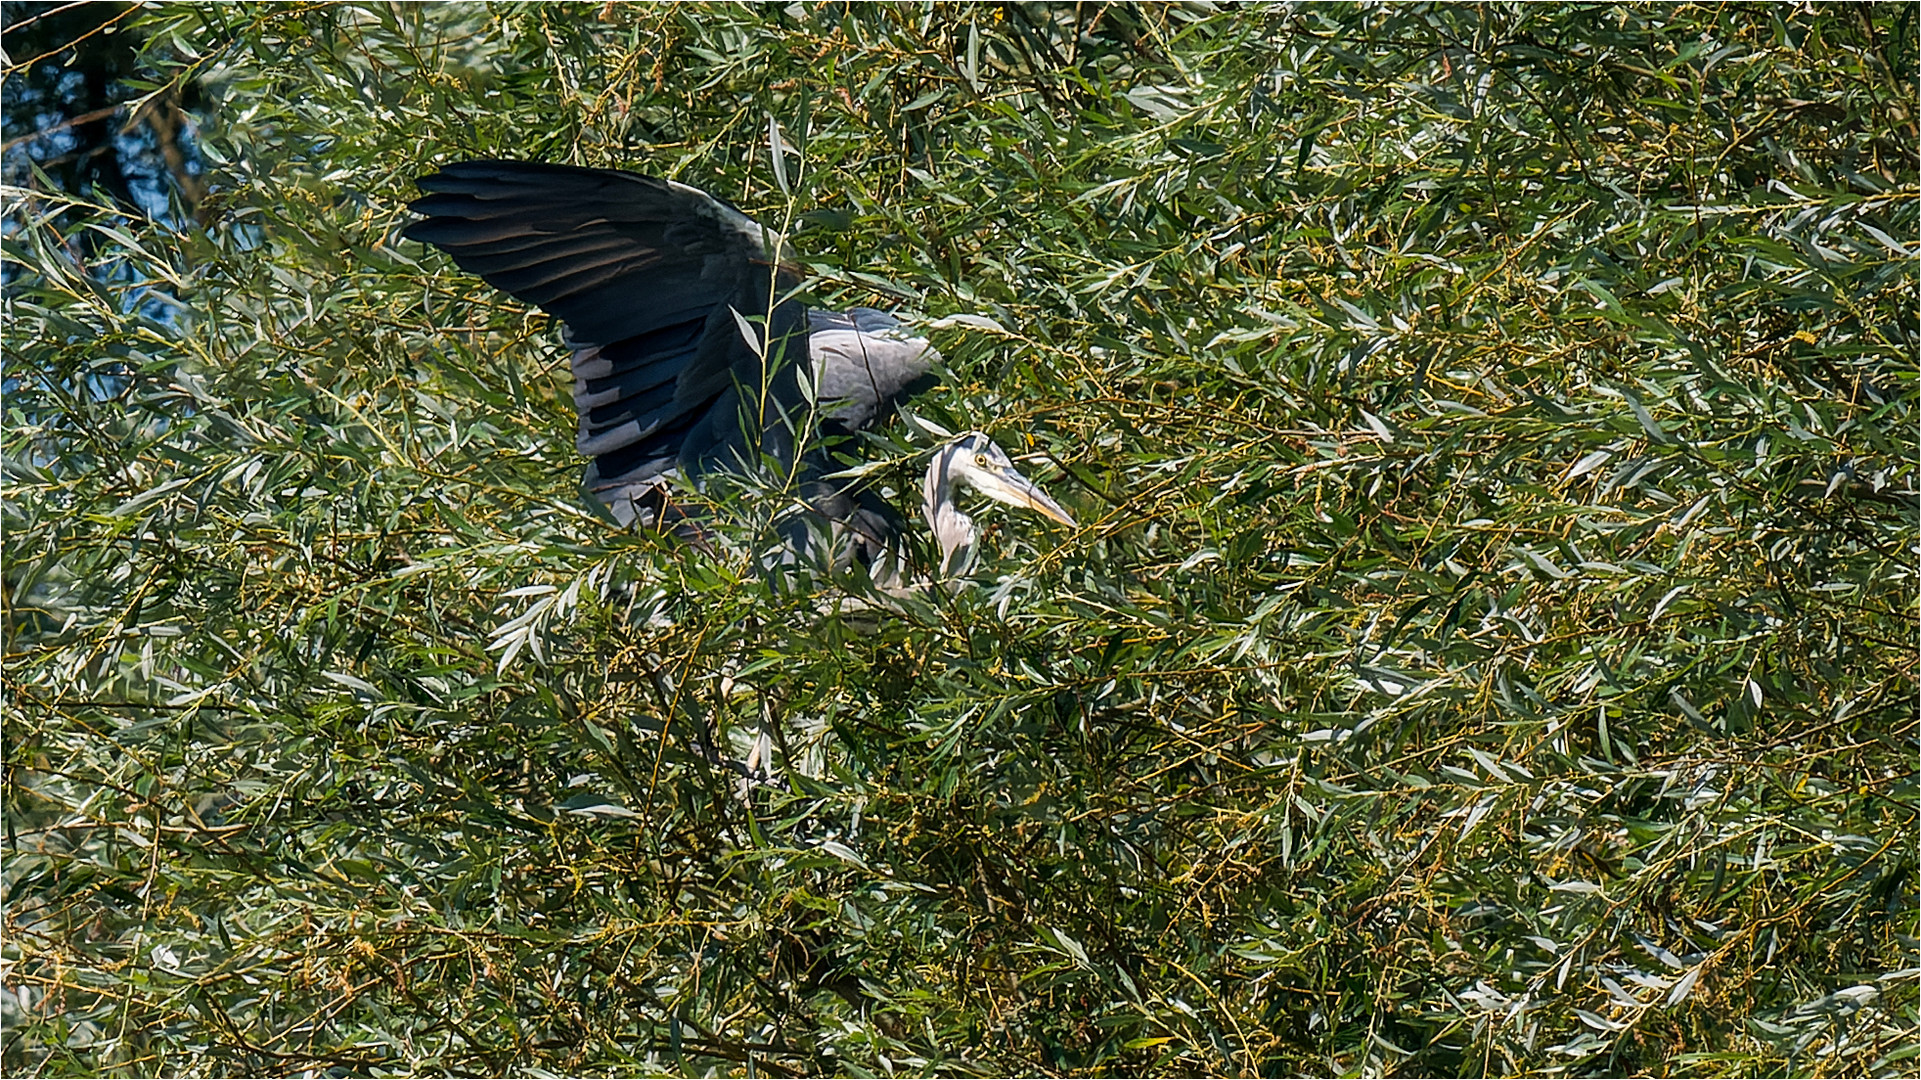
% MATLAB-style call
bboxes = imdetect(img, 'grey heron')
[403,160,1073,577]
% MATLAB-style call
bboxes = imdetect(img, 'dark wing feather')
[403,160,808,522]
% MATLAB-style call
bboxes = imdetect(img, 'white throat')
[922,449,977,578]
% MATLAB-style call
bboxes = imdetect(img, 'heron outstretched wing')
[403,160,808,514]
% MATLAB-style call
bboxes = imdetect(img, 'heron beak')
[978,467,1077,528]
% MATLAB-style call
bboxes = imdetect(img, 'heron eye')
[974,454,990,468]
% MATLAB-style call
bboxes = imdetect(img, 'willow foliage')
[5,4,1915,1076]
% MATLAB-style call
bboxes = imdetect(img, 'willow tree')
[5,4,1914,1076]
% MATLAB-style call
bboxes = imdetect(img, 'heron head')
[925,432,1076,527]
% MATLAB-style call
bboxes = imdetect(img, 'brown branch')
[1,4,144,76]
[0,103,122,154]
[136,87,206,219]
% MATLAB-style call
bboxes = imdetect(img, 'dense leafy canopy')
[5,4,1915,1076]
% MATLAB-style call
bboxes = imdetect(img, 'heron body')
[404,159,1071,576]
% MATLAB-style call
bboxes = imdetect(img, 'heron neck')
[923,451,975,578]
[931,504,976,578]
